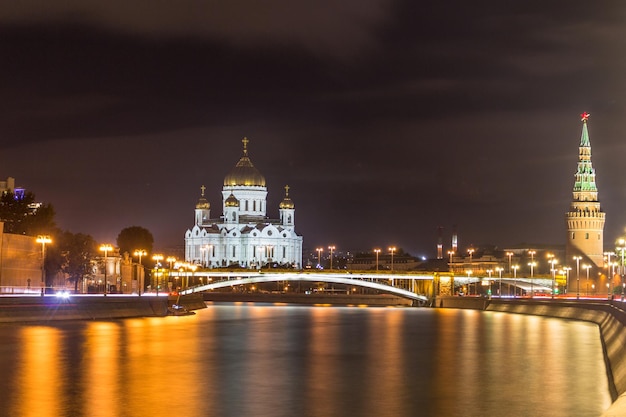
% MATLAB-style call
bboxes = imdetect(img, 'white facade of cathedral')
[185,138,303,269]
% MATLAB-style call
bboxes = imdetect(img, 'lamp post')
[583,264,591,296]
[495,267,503,297]
[99,244,113,296]
[486,269,493,298]
[466,269,472,295]
[549,257,558,299]
[573,256,582,299]
[328,246,335,270]
[512,265,519,298]
[166,256,177,292]
[152,254,163,295]
[315,247,323,269]
[389,247,396,272]
[467,248,475,269]
[36,235,52,296]
[374,249,381,271]
[528,262,536,297]
[506,252,513,274]
[133,249,147,296]
[563,267,571,296]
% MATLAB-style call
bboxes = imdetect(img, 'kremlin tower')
[565,112,605,273]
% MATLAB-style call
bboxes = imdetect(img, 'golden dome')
[223,137,266,187]
[196,185,210,209]
[225,193,240,207]
[279,185,295,209]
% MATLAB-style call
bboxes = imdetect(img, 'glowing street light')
[36,235,52,296]
[512,265,519,298]
[563,267,572,295]
[548,255,558,298]
[616,239,626,300]
[133,249,147,295]
[466,269,473,295]
[528,262,536,297]
[374,249,381,271]
[316,247,323,269]
[447,250,455,271]
[573,256,582,299]
[495,267,503,297]
[506,252,514,274]
[152,254,164,295]
[467,248,475,268]
[328,246,335,270]
[99,244,114,296]
[389,247,396,272]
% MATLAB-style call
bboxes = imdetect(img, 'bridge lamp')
[133,249,147,296]
[152,254,164,295]
[389,247,396,272]
[36,235,52,296]
[328,246,335,270]
[506,252,514,274]
[495,267,503,297]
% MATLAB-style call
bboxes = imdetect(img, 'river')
[0,303,612,417]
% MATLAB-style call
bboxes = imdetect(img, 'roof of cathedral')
[279,185,295,209]
[225,192,240,207]
[223,137,266,187]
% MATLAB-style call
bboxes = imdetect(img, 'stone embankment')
[0,293,206,323]
[436,296,626,417]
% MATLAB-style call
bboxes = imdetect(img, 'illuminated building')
[565,112,605,272]
[185,138,303,269]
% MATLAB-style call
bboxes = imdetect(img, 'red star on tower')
[581,112,590,122]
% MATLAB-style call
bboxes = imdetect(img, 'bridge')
[178,271,432,303]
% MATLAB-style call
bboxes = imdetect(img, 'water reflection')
[0,305,613,417]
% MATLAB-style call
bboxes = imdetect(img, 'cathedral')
[185,138,303,269]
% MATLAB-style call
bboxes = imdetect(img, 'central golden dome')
[223,137,266,187]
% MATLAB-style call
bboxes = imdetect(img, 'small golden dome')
[223,137,266,187]
[279,185,295,209]
[225,193,240,207]
[196,197,210,210]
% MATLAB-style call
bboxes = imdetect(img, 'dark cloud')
[1,0,625,256]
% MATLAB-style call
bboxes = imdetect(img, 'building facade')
[185,138,303,269]
[565,112,605,272]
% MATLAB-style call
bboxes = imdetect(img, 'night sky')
[1,1,626,257]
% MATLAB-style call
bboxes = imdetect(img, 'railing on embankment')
[435,296,626,416]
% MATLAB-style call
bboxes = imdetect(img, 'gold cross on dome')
[284,185,290,196]
[242,137,249,149]
[200,185,206,197]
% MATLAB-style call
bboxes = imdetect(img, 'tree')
[0,190,57,236]
[47,231,98,292]
[116,226,154,261]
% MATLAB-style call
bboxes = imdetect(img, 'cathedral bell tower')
[565,112,605,269]
[195,185,210,226]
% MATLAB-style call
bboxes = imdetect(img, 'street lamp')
[512,265,519,298]
[563,267,571,296]
[36,235,52,296]
[466,269,473,295]
[374,249,381,271]
[528,262,536,297]
[506,252,513,274]
[152,254,164,295]
[133,249,147,296]
[99,244,113,296]
[316,247,323,269]
[467,248,475,268]
[328,246,335,270]
[389,247,396,272]
[495,267,503,297]
[166,256,177,292]
[583,264,591,296]
[548,256,558,298]
[573,256,582,299]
